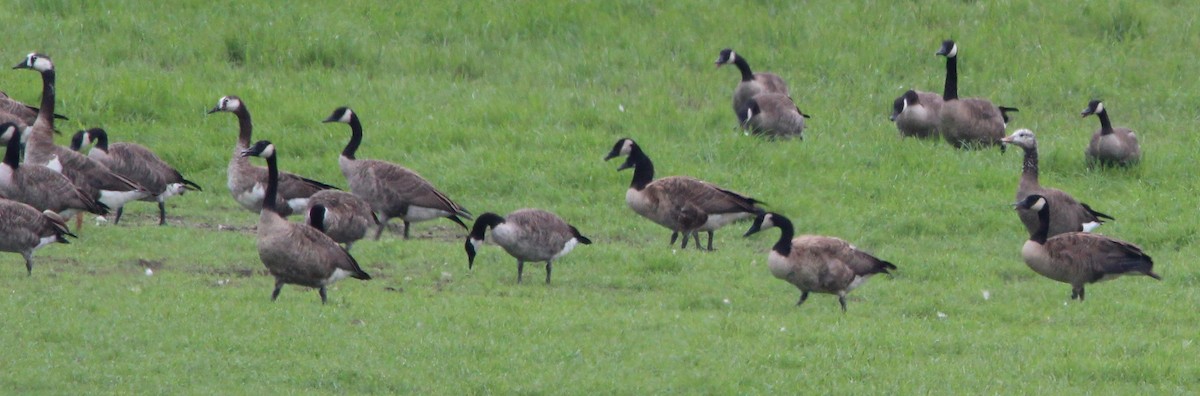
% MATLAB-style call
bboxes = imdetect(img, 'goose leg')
[402,221,412,239]
[319,286,328,304]
[114,207,124,225]
[796,291,810,307]
[74,212,84,233]
[271,279,284,301]
[1071,285,1085,301]
[669,232,679,246]
[158,201,167,225]
[23,252,34,276]
[838,294,848,313]
[680,232,689,249]
[374,220,387,240]
[517,260,525,284]
[705,231,715,251]
[692,232,703,250]
[545,261,552,284]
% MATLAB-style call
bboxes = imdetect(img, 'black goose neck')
[469,213,505,239]
[342,114,363,160]
[3,129,20,169]
[1031,201,1050,244]
[263,153,279,214]
[942,56,958,100]
[1097,110,1115,134]
[235,107,253,148]
[733,57,755,82]
[771,216,795,256]
[627,146,655,190]
[92,130,109,151]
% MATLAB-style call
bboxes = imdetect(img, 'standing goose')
[304,190,378,251]
[241,140,370,304]
[935,40,1010,150]
[743,212,897,312]
[603,138,763,251]
[464,209,592,284]
[715,48,791,125]
[323,107,472,239]
[1014,194,1160,301]
[70,128,201,225]
[208,96,338,217]
[1081,100,1141,167]
[13,53,151,214]
[0,198,74,275]
[0,122,107,217]
[743,93,808,140]
[889,89,944,139]
[1002,129,1113,237]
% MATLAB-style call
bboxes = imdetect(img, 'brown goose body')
[0,198,74,275]
[72,129,201,225]
[1002,129,1112,238]
[1082,100,1141,167]
[716,49,790,125]
[744,93,807,140]
[890,90,944,139]
[935,41,1008,150]
[465,209,592,284]
[0,123,107,217]
[305,190,377,251]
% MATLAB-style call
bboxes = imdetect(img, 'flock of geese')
[0,39,1163,308]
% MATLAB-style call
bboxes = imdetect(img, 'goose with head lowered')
[715,48,791,126]
[241,140,371,304]
[1001,129,1113,238]
[0,122,107,217]
[0,198,74,275]
[935,40,1013,150]
[743,93,808,140]
[604,138,763,251]
[1081,100,1141,167]
[304,190,378,252]
[70,128,201,225]
[889,89,943,139]
[323,107,472,240]
[465,209,592,284]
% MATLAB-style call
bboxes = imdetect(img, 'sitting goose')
[890,89,943,139]
[716,48,790,126]
[1081,100,1141,167]
[1002,129,1113,237]
[744,93,808,140]
[464,209,592,284]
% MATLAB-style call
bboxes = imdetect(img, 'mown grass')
[1,0,1198,393]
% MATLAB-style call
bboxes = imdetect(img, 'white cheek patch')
[1094,102,1105,114]
[261,144,275,158]
[620,139,633,155]
[32,56,54,71]
[339,109,354,123]
[729,52,738,62]
[947,44,958,57]
[1030,198,1046,211]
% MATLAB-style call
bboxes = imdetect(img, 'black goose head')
[936,40,957,58]
[743,212,780,237]
[1014,194,1047,212]
[324,106,355,123]
[1081,100,1104,117]
[603,138,638,171]
[240,139,275,159]
[714,48,736,67]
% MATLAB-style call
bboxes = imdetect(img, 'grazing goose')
[304,190,378,251]
[935,40,1010,150]
[0,122,107,217]
[715,48,790,125]
[0,198,74,275]
[70,128,201,225]
[743,93,808,140]
[1014,194,1160,301]
[465,209,592,284]
[323,107,472,239]
[743,212,897,312]
[1081,100,1141,167]
[890,89,944,139]
[13,53,150,218]
[1002,129,1113,237]
[603,138,763,251]
[208,96,337,216]
[242,140,371,304]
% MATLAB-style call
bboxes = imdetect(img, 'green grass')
[2,0,1199,393]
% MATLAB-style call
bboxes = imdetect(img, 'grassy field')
[2,0,1198,393]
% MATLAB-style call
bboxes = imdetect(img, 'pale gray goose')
[70,128,201,225]
[744,212,897,312]
[1081,100,1141,167]
[241,140,370,304]
[603,138,764,251]
[0,198,74,275]
[715,48,790,125]
[743,93,808,140]
[465,209,592,284]
[323,107,472,240]
[304,190,378,251]
[889,89,943,139]
[0,122,107,217]
[208,96,337,217]
[935,40,1010,150]
[1014,194,1159,301]
[1002,129,1113,238]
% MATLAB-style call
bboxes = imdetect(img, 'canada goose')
[1001,129,1113,237]
[715,48,790,125]
[743,93,808,140]
[889,89,944,139]
[13,53,151,214]
[743,212,897,312]
[0,198,74,275]
[1014,194,1160,301]
[304,190,378,251]
[935,40,1010,150]
[1081,100,1141,167]
[208,96,338,217]
[465,209,592,284]
[603,138,763,251]
[70,128,201,225]
[0,122,107,217]
[323,107,472,239]
[241,140,371,304]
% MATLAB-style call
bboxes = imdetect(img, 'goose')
[715,48,790,125]
[70,128,201,225]
[303,190,378,251]
[241,140,371,304]
[1081,100,1141,167]
[13,53,151,215]
[0,122,107,217]
[889,89,943,139]
[465,209,592,284]
[603,138,763,251]
[208,96,338,217]
[1014,194,1160,301]
[323,107,472,239]
[743,93,808,140]
[1001,129,1113,237]
[935,40,1010,150]
[743,212,897,312]
[0,90,67,127]
[0,198,74,275]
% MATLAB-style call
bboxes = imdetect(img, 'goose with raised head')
[0,122,107,217]
[0,198,74,275]
[604,138,763,251]
[744,212,897,312]
[1081,100,1141,167]
[241,140,370,304]
[208,96,338,217]
[889,89,943,139]
[70,128,201,225]
[935,40,1010,150]
[323,107,472,240]
[716,48,791,125]
[743,93,808,140]
[1002,129,1113,238]
[304,190,378,251]
[1014,194,1159,301]
[465,209,592,284]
